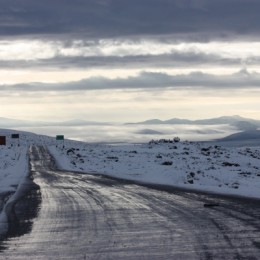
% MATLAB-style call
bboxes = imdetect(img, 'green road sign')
[56,135,64,141]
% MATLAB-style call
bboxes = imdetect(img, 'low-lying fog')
[14,124,238,143]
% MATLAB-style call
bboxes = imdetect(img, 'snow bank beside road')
[0,126,55,239]
[0,145,29,237]
[0,146,28,194]
[49,140,260,199]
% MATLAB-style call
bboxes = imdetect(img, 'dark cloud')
[2,69,260,93]
[0,0,260,40]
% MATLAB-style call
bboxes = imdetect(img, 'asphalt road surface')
[1,145,260,259]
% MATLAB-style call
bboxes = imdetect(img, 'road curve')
[1,145,260,259]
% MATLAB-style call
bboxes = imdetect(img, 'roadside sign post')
[0,136,5,157]
[0,136,6,146]
[11,134,20,146]
[56,135,65,148]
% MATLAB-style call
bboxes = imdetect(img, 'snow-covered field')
[0,144,28,237]
[0,146,28,194]
[1,128,260,236]
[49,139,260,199]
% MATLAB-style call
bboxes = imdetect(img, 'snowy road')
[1,146,260,259]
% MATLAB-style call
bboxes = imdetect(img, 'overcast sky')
[1,0,260,122]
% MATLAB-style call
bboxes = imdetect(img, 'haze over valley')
[1,115,260,143]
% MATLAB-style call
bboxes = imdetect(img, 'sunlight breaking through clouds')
[2,39,260,61]
[0,0,260,123]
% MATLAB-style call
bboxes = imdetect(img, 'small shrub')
[107,156,119,160]
[189,172,195,178]
[161,161,173,166]
[174,137,180,143]
[67,148,75,155]
[222,162,240,167]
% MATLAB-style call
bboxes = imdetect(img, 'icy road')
[1,146,260,259]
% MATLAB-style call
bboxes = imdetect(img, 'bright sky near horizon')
[1,0,260,122]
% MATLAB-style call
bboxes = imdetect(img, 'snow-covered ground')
[49,139,260,199]
[1,128,260,236]
[0,144,28,236]
[0,145,28,194]
[0,129,59,237]
[0,129,56,194]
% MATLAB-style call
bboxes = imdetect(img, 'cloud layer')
[1,0,260,40]
[1,69,260,94]
[1,0,260,122]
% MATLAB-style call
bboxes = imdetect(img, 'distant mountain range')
[127,115,260,131]
[0,115,260,132]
